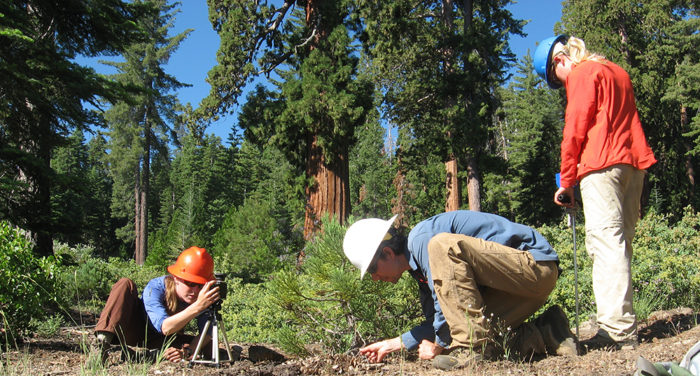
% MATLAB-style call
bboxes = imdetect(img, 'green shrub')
[212,199,302,283]
[0,221,62,345]
[220,278,291,344]
[540,206,700,320]
[30,314,64,337]
[54,243,162,313]
[633,207,700,310]
[232,215,420,355]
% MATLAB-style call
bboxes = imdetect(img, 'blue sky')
[85,0,563,140]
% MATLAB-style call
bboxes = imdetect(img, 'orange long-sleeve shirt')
[560,60,656,188]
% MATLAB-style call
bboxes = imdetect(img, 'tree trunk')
[392,155,407,227]
[134,163,143,264]
[33,118,53,256]
[303,134,350,240]
[466,154,481,212]
[682,106,695,196]
[445,159,460,211]
[460,0,481,212]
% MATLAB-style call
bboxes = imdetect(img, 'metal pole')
[568,207,580,340]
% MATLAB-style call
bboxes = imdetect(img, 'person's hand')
[359,337,402,363]
[163,345,190,362]
[554,186,575,208]
[195,280,220,312]
[417,339,443,360]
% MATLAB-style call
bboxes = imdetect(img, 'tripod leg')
[190,319,212,366]
[218,317,234,361]
[211,320,220,366]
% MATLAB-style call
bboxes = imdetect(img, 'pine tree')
[486,53,563,225]
[349,114,397,219]
[148,132,238,267]
[203,0,373,240]
[0,0,146,255]
[51,130,119,251]
[359,0,525,213]
[105,0,190,263]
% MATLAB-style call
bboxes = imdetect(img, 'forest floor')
[2,307,699,376]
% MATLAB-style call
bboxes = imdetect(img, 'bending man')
[343,210,576,370]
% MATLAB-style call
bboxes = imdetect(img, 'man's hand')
[359,337,402,363]
[417,339,444,360]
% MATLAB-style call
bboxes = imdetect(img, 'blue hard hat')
[534,35,568,89]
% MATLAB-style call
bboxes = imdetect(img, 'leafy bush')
[229,215,420,355]
[212,199,301,282]
[54,243,162,312]
[632,207,700,310]
[0,221,62,345]
[541,207,700,320]
[220,278,291,344]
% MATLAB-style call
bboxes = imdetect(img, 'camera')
[213,272,228,300]
[211,272,227,311]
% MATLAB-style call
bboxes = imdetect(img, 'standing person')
[94,246,221,364]
[534,35,657,350]
[343,211,577,371]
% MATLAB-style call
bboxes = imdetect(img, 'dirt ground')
[3,308,699,375]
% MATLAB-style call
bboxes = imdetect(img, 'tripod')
[189,306,234,367]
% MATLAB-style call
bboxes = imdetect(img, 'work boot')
[582,331,638,351]
[95,331,114,364]
[534,305,578,356]
[432,347,483,371]
[510,322,547,357]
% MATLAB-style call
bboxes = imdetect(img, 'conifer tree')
[51,130,118,251]
[359,0,524,213]
[105,0,190,263]
[148,132,237,267]
[349,114,396,219]
[0,0,146,255]
[203,0,373,240]
[486,54,562,225]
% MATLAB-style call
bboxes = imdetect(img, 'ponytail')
[562,36,606,64]
[164,275,178,315]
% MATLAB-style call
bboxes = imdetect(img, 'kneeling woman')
[95,246,221,363]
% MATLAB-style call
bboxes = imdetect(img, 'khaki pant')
[428,233,558,348]
[580,164,645,341]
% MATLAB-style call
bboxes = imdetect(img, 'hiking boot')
[432,347,483,371]
[510,322,547,357]
[582,332,637,351]
[95,331,114,365]
[534,305,578,356]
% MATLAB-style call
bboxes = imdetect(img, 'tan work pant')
[580,164,645,341]
[428,233,558,349]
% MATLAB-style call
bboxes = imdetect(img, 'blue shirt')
[399,210,558,350]
[142,276,209,335]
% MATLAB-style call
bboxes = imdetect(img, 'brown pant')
[95,278,191,349]
[427,233,558,349]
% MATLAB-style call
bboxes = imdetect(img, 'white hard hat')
[343,214,398,278]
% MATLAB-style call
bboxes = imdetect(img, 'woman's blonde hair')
[558,36,606,64]
[164,275,178,315]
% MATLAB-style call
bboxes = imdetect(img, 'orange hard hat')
[167,246,214,284]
